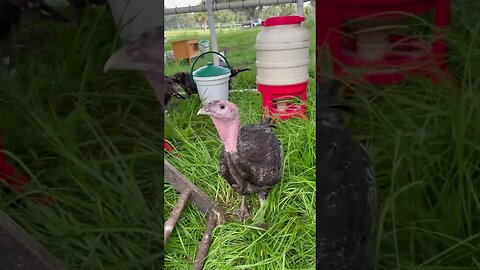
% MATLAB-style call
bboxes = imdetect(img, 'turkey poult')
[316,79,376,269]
[197,100,283,220]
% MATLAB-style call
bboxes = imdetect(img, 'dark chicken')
[228,67,250,90]
[170,71,198,96]
[103,26,166,109]
[229,67,250,77]
[316,79,376,270]
[0,0,70,74]
[197,100,283,220]
[164,74,185,105]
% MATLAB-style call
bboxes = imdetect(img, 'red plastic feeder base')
[316,0,451,85]
[338,34,443,85]
[257,81,308,120]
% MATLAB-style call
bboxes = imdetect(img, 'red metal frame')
[316,0,450,84]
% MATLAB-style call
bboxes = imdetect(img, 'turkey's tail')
[259,117,275,129]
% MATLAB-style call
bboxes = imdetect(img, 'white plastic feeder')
[191,51,231,105]
[255,16,310,86]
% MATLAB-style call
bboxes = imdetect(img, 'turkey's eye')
[219,104,225,109]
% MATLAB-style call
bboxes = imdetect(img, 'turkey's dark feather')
[220,118,282,196]
[316,79,376,270]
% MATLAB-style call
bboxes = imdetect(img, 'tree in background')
[215,10,236,24]
[165,13,196,29]
[194,12,209,30]
[261,4,296,18]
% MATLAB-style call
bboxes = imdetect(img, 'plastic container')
[191,51,231,105]
[255,16,310,119]
[255,16,310,85]
[199,39,210,53]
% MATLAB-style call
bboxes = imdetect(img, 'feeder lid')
[262,16,304,27]
[193,62,230,77]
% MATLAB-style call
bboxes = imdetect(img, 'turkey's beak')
[197,107,210,116]
[104,46,157,73]
[104,47,131,73]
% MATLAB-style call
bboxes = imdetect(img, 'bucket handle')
[190,51,231,86]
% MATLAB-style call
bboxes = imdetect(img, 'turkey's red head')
[196,100,239,121]
[197,100,240,153]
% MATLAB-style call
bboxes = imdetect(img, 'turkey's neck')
[211,116,240,153]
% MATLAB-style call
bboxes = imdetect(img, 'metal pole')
[311,0,316,22]
[165,0,303,15]
[206,0,220,65]
[297,0,304,16]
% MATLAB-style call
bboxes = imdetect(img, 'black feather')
[230,67,250,78]
[220,117,283,196]
[171,72,198,95]
[163,74,187,105]
[228,67,250,90]
[316,78,376,270]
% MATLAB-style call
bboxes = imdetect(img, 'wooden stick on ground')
[164,188,192,246]
[192,212,218,270]
[0,213,67,270]
[164,160,226,223]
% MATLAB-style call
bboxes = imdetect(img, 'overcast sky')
[165,0,201,8]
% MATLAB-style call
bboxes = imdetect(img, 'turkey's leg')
[258,191,268,207]
[235,195,251,221]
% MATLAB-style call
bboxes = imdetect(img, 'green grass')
[164,19,317,269]
[0,7,163,269]
[339,1,480,269]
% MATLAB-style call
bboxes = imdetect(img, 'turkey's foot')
[235,195,251,221]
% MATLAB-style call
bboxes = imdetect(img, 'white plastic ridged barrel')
[255,16,310,85]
